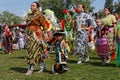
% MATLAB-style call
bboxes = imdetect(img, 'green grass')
[0,49,120,80]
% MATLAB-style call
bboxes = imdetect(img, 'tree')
[39,0,65,19]
[96,10,104,18]
[39,0,94,19]
[113,0,120,14]
[0,11,22,25]
[104,0,114,13]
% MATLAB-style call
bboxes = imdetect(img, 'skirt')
[97,37,109,56]
[27,27,44,65]
[107,28,115,52]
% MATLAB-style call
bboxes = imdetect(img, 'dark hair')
[68,10,74,15]
[33,1,40,8]
[78,4,85,9]
[82,5,85,9]
[104,7,111,13]
[113,11,119,14]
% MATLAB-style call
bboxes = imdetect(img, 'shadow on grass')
[44,70,53,74]
[88,62,116,67]
[33,69,53,74]
[9,56,25,59]
[10,67,28,73]
[67,60,77,64]
[89,56,100,60]
[10,67,53,74]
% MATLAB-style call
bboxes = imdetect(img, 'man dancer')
[74,4,96,64]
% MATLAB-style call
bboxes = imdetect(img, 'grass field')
[0,49,120,80]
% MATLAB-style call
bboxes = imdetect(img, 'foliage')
[39,0,64,19]
[104,0,114,13]
[72,0,95,13]
[0,50,120,80]
[96,0,120,18]
[0,11,22,25]
[39,0,94,19]
[96,10,104,19]
[114,0,120,14]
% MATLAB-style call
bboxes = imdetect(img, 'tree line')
[0,0,120,25]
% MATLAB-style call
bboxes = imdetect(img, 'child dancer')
[96,18,110,65]
[52,32,69,74]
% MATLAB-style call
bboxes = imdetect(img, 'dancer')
[96,18,109,65]
[62,9,74,54]
[114,12,120,66]
[74,4,96,64]
[52,32,69,74]
[25,2,47,75]
[102,7,117,60]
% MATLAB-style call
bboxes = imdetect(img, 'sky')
[0,0,38,17]
[92,0,105,12]
[0,0,115,17]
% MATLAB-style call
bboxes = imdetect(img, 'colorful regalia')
[62,9,74,54]
[2,26,12,54]
[102,14,117,59]
[116,22,120,66]
[88,27,95,51]
[96,25,109,56]
[26,10,49,73]
[74,12,96,64]
[51,32,69,74]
